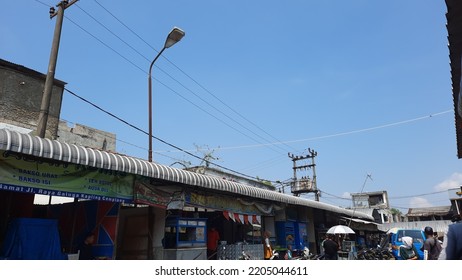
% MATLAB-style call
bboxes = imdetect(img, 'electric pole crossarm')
[50,0,78,18]
[293,164,315,170]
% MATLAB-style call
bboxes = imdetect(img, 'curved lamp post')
[148,27,185,162]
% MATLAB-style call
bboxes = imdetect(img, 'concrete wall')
[58,121,116,152]
[0,60,65,139]
[0,60,116,151]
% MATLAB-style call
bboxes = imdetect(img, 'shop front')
[162,190,276,260]
[0,150,134,259]
[0,128,377,260]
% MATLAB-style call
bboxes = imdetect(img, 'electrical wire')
[64,87,275,182]
[389,189,449,199]
[321,189,452,211]
[33,0,51,8]
[59,118,146,151]
[29,0,288,182]
[60,118,198,168]
[320,191,351,201]
[64,14,287,156]
[32,0,456,192]
[191,110,452,151]
[389,198,452,210]
[89,0,296,154]
[71,2,292,155]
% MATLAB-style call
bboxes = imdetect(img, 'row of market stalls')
[0,128,377,260]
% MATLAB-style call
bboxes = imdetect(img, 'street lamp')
[148,27,185,162]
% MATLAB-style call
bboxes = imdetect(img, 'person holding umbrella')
[322,234,339,260]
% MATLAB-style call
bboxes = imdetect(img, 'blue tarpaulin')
[1,218,66,260]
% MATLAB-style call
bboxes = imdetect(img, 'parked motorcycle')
[356,246,395,260]
[291,247,324,260]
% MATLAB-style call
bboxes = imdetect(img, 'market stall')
[163,216,207,260]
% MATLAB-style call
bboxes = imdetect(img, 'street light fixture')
[148,27,185,162]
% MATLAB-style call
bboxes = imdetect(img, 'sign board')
[0,152,134,203]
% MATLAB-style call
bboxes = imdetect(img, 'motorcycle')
[291,247,324,260]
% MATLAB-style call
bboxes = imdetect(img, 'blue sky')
[1,0,461,211]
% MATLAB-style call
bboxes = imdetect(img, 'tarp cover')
[1,218,66,260]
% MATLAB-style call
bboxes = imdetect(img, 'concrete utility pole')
[37,0,78,138]
[288,148,320,201]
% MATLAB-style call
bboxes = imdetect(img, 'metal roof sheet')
[446,0,462,158]
[0,128,373,220]
[406,206,452,217]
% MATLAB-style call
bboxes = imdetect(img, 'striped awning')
[0,128,373,220]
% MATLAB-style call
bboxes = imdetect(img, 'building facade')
[0,59,66,139]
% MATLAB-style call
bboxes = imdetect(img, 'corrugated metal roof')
[0,128,373,220]
[446,0,462,158]
[341,216,379,225]
[406,206,452,217]
[349,208,375,216]
[377,220,452,234]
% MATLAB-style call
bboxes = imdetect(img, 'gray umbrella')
[326,225,355,234]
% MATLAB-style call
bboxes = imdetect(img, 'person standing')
[78,232,95,260]
[207,227,220,260]
[423,226,442,260]
[284,244,293,260]
[322,234,339,260]
[262,230,273,260]
[444,221,462,260]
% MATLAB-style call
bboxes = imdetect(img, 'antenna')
[348,173,373,227]
[195,144,220,168]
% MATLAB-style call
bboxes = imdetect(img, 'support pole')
[37,0,77,138]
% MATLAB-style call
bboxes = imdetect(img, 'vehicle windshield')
[397,230,424,244]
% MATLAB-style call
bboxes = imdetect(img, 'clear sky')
[1,0,461,211]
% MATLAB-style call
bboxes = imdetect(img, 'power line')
[90,0,296,153]
[321,189,451,210]
[33,0,52,8]
[74,3,151,62]
[283,110,452,144]
[62,117,194,165]
[320,190,351,201]
[64,12,287,156]
[59,118,146,151]
[64,88,275,182]
[390,198,452,210]
[30,0,287,181]
[389,189,449,199]
[90,0,453,157]
[183,109,452,152]
[239,153,288,174]
[179,108,450,179]
[41,0,285,155]
[64,16,146,73]
[388,205,410,211]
